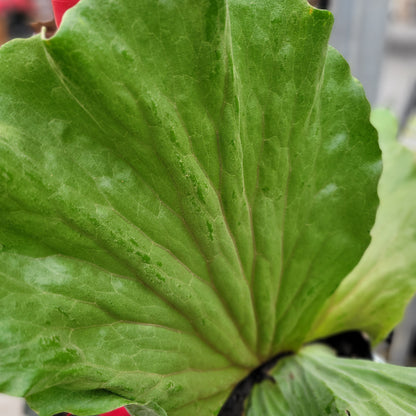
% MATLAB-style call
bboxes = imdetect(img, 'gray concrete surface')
[0,394,24,416]
[377,22,416,126]
[330,0,390,104]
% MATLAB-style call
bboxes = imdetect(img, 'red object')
[66,407,130,416]
[51,0,80,27]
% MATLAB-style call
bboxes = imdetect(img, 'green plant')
[0,1,415,415]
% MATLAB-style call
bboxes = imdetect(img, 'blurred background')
[309,0,416,137]
[0,0,53,44]
[0,0,415,414]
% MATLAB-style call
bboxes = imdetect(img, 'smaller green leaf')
[307,109,416,344]
[26,388,133,416]
[26,393,167,416]
[246,344,416,416]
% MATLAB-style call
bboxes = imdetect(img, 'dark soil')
[315,330,372,360]
[218,351,293,416]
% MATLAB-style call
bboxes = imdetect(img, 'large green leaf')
[246,344,416,416]
[308,109,416,344]
[0,0,380,414]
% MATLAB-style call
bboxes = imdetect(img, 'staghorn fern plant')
[0,1,415,415]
